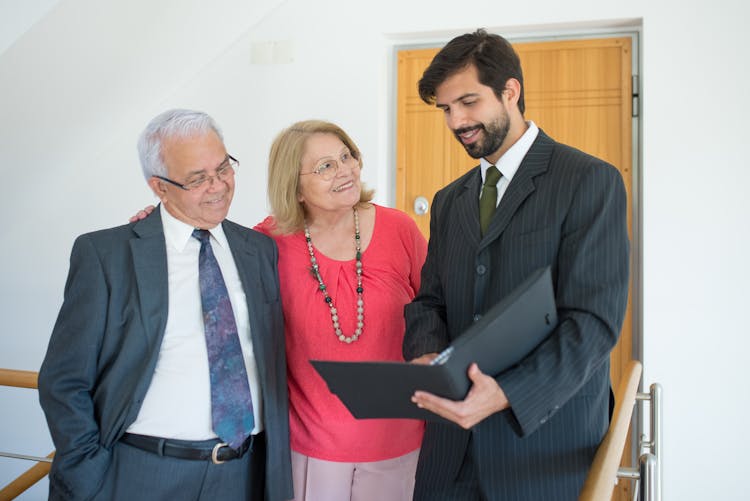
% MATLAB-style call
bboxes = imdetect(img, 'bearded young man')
[403,30,630,500]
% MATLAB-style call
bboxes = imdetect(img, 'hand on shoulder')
[129,205,156,223]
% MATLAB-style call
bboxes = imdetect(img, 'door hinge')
[632,74,640,118]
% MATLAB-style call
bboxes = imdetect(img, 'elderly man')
[39,109,292,501]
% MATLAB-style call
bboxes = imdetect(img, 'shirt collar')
[160,204,228,252]
[480,121,539,183]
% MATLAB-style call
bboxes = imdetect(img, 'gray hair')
[137,109,224,180]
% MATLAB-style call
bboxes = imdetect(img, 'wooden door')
[396,37,635,501]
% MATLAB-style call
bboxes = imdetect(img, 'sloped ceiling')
[0,0,283,170]
[0,0,62,56]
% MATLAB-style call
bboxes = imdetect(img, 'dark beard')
[454,115,510,159]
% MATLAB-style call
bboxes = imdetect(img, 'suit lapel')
[479,130,555,252]
[223,221,259,312]
[456,168,482,248]
[223,221,265,366]
[130,208,169,347]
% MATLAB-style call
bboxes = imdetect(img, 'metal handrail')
[0,452,52,463]
[0,452,55,501]
[617,382,663,501]
[0,368,55,501]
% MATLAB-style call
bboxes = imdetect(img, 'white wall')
[0,0,61,55]
[1,0,748,499]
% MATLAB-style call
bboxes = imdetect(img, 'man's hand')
[410,353,439,365]
[129,205,156,223]
[411,363,509,429]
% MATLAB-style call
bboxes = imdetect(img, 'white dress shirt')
[127,205,263,439]
[480,121,540,206]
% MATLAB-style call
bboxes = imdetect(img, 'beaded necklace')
[304,207,364,344]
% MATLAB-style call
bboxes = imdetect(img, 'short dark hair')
[418,29,525,114]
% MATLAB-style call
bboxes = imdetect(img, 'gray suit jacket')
[403,130,629,500]
[39,209,293,501]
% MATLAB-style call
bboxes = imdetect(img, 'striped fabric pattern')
[404,130,629,500]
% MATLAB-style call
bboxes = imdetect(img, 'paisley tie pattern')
[193,229,254,450]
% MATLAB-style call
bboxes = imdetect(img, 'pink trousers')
[291,448,419,501]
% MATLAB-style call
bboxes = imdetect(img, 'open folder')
[311,266,558,422]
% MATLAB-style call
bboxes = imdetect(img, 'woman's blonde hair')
[267,120,374,234]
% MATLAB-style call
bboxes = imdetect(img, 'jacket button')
[476,264,487,275]
[473,314,482,322]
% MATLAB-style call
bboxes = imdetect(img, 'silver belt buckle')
[211,442,228,464]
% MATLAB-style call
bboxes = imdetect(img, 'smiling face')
[435,64,515,165]
[297,133,362,218]
[148,130,234,229]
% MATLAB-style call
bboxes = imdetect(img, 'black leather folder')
[311,266,558,421]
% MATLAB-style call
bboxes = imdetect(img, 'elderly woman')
[254,120,425,501]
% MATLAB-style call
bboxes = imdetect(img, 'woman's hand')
[129,205,156,223]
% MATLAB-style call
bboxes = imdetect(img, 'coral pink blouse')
[255,205,426,461]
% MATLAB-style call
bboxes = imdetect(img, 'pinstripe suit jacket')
[403,130,629,500]
[39,209,293,501]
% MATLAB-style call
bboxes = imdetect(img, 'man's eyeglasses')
[153,155,239,191]
[299,150,358,182]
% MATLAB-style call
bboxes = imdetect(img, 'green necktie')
[479,165,501,235]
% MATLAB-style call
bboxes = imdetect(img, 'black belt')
[120,432,259,465]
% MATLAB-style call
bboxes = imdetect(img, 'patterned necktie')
[192,229,254,450]
[479,165,502,235]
